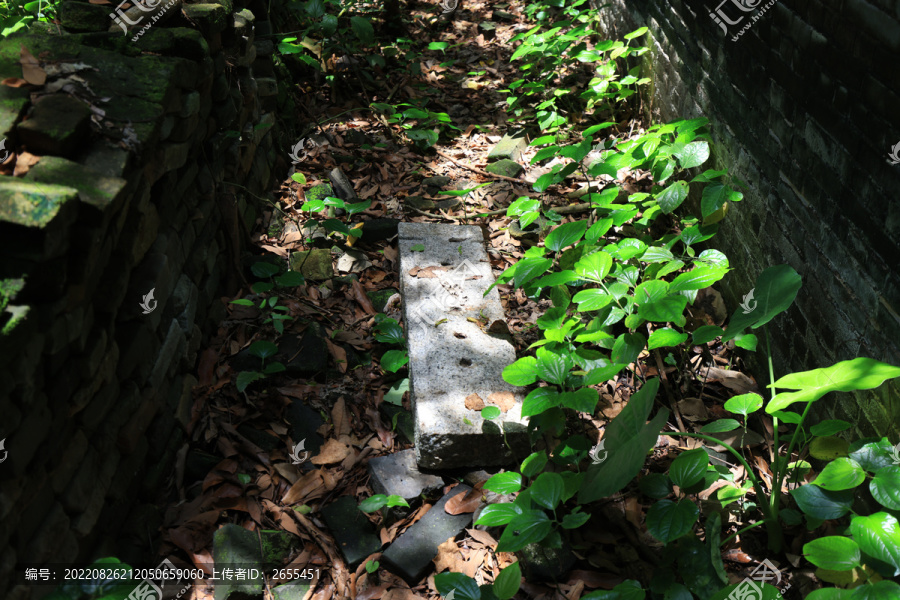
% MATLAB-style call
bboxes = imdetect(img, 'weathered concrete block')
[487,133,527,162]
[398,222,529,469]
[381,485,474,583]
[368,449,444,502]
[320,495,382,569]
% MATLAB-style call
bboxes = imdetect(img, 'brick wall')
[595,0,900,438]
[0,2,295,597]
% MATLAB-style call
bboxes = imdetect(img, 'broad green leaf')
[248,340,279,360]
[611,333,645,365]
[722,265,802,341]
[810,420,852,437]
[383,378,409,406]
[535,347,571,386]
[580,379,669,503]
[572,289,614,312]
[380,350,409,373]
[767,357,900,413]
[701,183,729,217]
[485,472,522,494]
[534,270,579,288]
[790,484,854,520]
[870,466,900,510]
[492,562,521,600]
[669,449,709,488]
[656,181,688,214]
[514,257,553,289]
[575,251,613,281]
[521,451,549,478]
[733,332,758,351]
[482,406,501,420]
[582,580,645,600]
[668,266,728,292]
[803,537,861,570]
[503,357,538,386]
[359,495,388,512]
[545,221,588,252]
[236,371,264,392]
[724,393,763,416]
[558,388,599,412]
[701,419,741,433]
[674,141,710,169]
[560,511,591,529]
[648,328,687,349]
[646,499,699,544]
[474,503,523,526]
[849,512,900,575]
[637,294,688,324]
[624,26,648,39]
[810,436,851,460]
[692,325,724,344]
[496,510,553,552]
[585,218,613,243]
[434,572,481,600]
[275,271,304,287]
[530,472,564,510]
[251,261,281,278]
[849,581,900,600]
[522,387,560,416]
[850,438,897,473]
[641,246,674,263]
[350,15,374,44]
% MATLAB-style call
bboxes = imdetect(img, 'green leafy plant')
[373,313,409,373]
[231,260,304,335]
[358,494,410,512]
[434,561,525,600]
[1,0,58,37]
[44,557,136,600]
[235,340,286,392]
[370,101,459,149]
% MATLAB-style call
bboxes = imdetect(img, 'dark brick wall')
[0,3,296,597]
[596,0,900,438]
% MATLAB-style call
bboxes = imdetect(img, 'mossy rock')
[367,289,397,312]
[290,249,333,281]
[485,159,523,178]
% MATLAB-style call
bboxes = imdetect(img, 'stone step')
[381,484,474,583]
[398,222,529,469]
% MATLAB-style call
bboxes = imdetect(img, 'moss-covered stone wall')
[0,2,293,596]
[596,0,900,441]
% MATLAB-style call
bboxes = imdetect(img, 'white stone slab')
[398,222,529,469]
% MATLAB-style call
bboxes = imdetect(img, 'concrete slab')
[369,449,445,501]
[320,495,382,569]
[398,222,529,469]
[381,484,474,583]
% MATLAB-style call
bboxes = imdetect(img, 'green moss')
[0,179,79,228]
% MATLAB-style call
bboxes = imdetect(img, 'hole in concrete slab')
[440,260,451,266]
[459,358,473,366]
[454,332,466,339]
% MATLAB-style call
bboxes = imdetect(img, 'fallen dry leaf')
[310,438,351,465]
[1,77,29,88]
[332,396,351,437]
[281,469,324,505]
[20,45,46,86]
[432,537,462,573]
[382,589,427,600]
[466,528,497,547]
[702,366,759,394]
[487,391,515,413]
[444,487,483,515]
[465,393,485,410]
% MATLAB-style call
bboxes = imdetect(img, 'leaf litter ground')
[148,2,801,599]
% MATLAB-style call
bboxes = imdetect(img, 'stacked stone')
[0,4,289,597]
